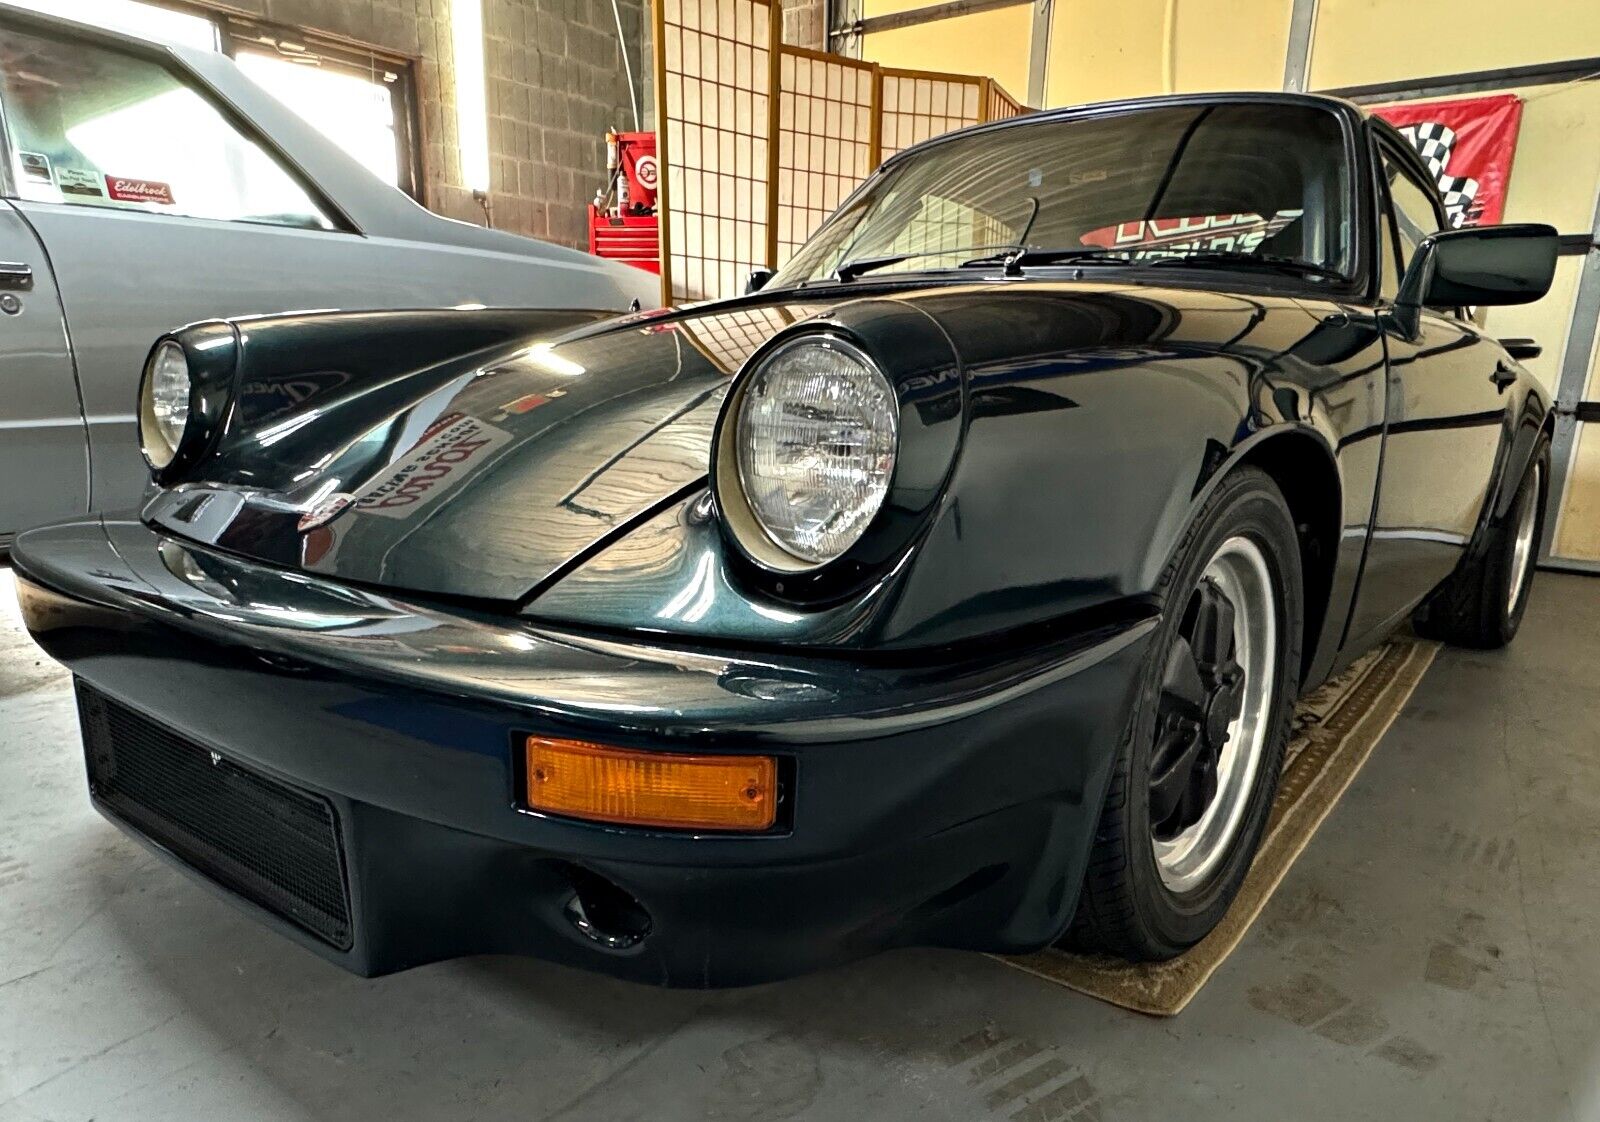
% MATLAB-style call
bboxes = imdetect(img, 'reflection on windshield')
[771,102,1353,287]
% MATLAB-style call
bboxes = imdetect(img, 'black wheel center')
[1149,577,1246,840]
[1203,662,1246,748]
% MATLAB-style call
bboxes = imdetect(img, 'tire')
[1066,466,1304,961]
[1413,443,1548,650]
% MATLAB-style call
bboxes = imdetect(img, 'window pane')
[0,0,218,50]
[1384,152,1444,269]
[1379,189,1403,300]
[0,24,334,230]
[235,51,399,189]
[773,103,1356,287]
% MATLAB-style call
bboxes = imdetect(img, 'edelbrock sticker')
[353,412,511,519]
[105,176,175,205]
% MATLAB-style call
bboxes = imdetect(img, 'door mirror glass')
[1397,223,1558,309]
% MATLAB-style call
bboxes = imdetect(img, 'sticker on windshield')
[18,152,52,185]
[353,412,511,519]
[56,168,104,199]
[105,177,174,205]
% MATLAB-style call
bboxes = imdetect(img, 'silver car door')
[0,200,87,542]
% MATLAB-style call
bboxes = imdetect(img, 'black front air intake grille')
[76,681,353,950]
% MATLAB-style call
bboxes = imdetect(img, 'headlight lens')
[733,335,898,565]
[140,340,191,470]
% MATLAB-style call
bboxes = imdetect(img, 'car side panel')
[1343,311,1511,645]
[0,202,88,541]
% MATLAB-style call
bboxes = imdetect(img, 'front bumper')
[13,517,1154,986]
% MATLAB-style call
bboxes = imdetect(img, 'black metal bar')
[848,0,1031,37]
[1323,57,1600,103]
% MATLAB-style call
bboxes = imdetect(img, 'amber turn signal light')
[525,737,777,831]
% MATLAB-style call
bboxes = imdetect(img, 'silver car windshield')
[771,102,1355,287]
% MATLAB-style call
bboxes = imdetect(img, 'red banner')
[1372,94,1524,228]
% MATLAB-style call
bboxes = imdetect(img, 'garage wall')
[859,0,1033,101]
[1309,0,1600,89]
[1043,0,1290,106]
[213,0,649,249]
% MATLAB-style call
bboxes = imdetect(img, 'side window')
[1381,146,1447,270]
[1376,177,1404,301]
[0,23,335,230]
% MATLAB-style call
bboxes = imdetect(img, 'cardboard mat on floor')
[997,635,1440,1016]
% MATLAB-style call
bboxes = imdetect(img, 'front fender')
[531,284,1361,655]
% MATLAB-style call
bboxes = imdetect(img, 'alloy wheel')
[1150,535,1278,893]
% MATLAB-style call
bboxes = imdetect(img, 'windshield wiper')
[960,247,1139,275]
[1144,252,1348,282]
[831,244,1022,282]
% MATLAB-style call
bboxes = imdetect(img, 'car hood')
[151,297,846,602]
[149,277,1288,605]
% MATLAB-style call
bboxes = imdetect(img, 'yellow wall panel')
[1310,0,1600,90]
[1042,0,1290,107]
[1554,330,1600,559]
[1045,0,1169,107]
[1170,0,1292,94]
[862,6,1034,100]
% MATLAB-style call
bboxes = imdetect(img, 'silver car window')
[0,21,335,231]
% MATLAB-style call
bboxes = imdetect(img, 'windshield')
[770,102,1355,287]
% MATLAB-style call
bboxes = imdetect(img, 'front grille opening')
[76,681,354,950]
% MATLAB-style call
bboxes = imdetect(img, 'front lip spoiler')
[13,516,1156,744]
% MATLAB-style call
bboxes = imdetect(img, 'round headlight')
[140,340,191,471]
[732,335,899,566]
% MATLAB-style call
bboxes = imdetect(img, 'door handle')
[0,262,32,290]
[1491,362,1518,393]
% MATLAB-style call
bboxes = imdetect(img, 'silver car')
[0,6,657,546]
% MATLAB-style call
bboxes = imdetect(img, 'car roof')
[882,90,1370,171]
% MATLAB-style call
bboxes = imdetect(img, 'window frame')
[55,0,428,204]
[217,17,426,206]
[1371,123,1462,317]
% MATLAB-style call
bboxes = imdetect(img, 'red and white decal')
[353,412,511,519]
[105,177,175,205]
[297,492,355,532]
[633,154,658,191]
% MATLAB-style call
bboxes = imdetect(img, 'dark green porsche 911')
[13,91,1556,985]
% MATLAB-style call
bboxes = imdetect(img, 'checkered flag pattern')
[1397,121,1479,228]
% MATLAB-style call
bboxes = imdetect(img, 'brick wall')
[223,0,825,246]
[230,0,647,249]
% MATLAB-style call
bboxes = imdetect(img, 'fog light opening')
[562,866,652,951]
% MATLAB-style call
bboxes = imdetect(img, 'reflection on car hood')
[149,298,840,602]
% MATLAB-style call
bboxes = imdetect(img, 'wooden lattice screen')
[775,47,878,265]
[654,0,782,305]
[876,67,983,161]
[652,0,1028,302]
[983,77,1028,124]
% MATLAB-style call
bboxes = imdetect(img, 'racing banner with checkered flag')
[1373,94,1524,229]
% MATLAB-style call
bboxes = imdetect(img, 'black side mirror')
[745,268,774,294]
[1397,223,1558,311]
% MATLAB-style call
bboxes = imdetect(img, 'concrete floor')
[2,569,1598,1122]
